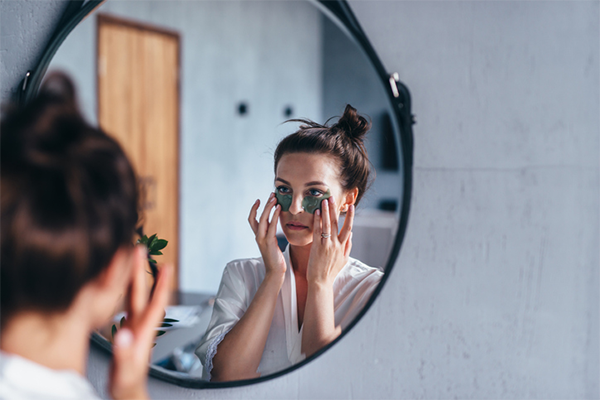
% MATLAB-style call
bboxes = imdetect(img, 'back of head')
[1,73,139,325]
[274,104,372,206]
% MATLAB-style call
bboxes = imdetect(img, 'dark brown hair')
[0,73,139,324]
[274,104,372,206]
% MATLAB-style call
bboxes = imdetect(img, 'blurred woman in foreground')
[0,73,172,400]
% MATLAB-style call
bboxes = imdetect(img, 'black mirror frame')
[21,0,414,389]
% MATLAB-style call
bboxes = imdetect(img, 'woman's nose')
[288,194,304,215]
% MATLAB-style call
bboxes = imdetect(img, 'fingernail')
[316,209,321,216]
[114,328,133,348]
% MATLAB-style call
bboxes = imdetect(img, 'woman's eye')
[276,186,290,194]
[307,189,323,197]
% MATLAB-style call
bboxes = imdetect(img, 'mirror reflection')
[49,0,402,381]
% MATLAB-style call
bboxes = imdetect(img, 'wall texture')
[0,0,69,100]
[1,0,598,398]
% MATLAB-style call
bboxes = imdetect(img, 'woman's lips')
[286,222,308,231]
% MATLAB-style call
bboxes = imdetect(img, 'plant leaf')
[111,324,117,340]
[137,235,149,245]
[161,323,173,328]
[149,250,163,256]
[153,239,168,251]
[156,330,166,337]
[148,258,157,264]
[120,316,126,328]
[163,318,179,323]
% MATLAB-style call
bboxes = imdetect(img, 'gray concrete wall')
[0,0,69,101]
[1,0,598,398]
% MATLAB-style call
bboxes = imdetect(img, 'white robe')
[0,351,100,400]
[195,246,383,380]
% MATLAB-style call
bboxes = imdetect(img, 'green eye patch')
[302,189,331,214]
[275,192,293,212]
[275,189,331,214]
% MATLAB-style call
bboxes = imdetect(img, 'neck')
[1,306,93,375]
[289,242,312,278]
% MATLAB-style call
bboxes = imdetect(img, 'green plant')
[111,233,176,344]
[136,233,168,264]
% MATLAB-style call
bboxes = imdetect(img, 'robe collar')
[281,245,305,364]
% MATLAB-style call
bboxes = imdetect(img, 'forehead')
[276,153,340,185]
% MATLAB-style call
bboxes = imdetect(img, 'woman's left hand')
[306,196,354,287]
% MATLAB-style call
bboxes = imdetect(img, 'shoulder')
[222,257,265,277]
[344,257,384,281]
[218,257,267,291]
[0,352,100,400]
[333,257,382,295]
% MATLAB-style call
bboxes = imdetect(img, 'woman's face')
[275,152,352,247]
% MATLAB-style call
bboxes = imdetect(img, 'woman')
[196,105,383,382]
[0,73,172,400]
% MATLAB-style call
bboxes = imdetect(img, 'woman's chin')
[283,230,313,247]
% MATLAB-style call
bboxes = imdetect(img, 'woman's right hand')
[212,194,285,381]
[248,192,286,278]
[110,246,173,400]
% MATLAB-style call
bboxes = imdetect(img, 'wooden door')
[98,14,180,290]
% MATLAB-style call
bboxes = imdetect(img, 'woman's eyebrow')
[305,181,327,187]
[275,178,327,187]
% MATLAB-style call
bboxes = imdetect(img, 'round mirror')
[26,0,413,388]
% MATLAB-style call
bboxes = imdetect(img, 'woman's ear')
[341,188,359,212]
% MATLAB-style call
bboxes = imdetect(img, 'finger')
[111,327,134,390]
[338,204,355,243]
[138,263,173,345]
[329,197,339,240]
[258,193,277,235]
[128,245,149,325]
[344,232,353,258]
[267,204,281,238]
[321,198,331,239]
[112,327,134,362]
[248,199,260,234]
[313,209,322,244]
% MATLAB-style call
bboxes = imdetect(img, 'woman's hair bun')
[333,104,371,142]
[38,71,78,107]
[1,72,84,172]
